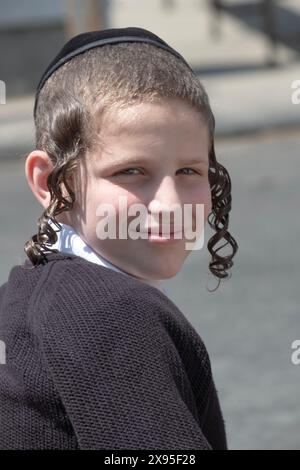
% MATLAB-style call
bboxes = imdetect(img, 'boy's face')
[57,96,212,281]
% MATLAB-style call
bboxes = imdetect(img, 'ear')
[25,150,54,209]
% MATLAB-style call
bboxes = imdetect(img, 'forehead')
[101,97,207,133]
[93,97,210,158]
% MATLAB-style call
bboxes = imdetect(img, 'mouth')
[140,228,181,236]
[129,226,184,245]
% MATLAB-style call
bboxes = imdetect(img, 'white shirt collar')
[48,221,169,296]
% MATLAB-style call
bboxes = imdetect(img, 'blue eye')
[178,168,199,175]
[118,168,142,175]
[117,167,201,176]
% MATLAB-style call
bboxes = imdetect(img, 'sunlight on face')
[59,96,212,281]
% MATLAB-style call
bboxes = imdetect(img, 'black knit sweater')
[0,251,227,450]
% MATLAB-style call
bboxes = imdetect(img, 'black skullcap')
[33,26,195,119]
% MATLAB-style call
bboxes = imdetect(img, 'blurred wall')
[0,0,110,98]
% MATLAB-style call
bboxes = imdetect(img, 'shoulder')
[28,253,169,336]
[28,253,213,386]
[41,252,167,312]
[23,251,152,307]
[48,255,213,363]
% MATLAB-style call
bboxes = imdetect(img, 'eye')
[116,167,203,176]
[117,168,143,176]
[178,168,200,175]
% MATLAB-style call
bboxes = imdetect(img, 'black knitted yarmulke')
[33,26,194,118]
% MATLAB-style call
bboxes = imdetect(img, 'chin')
[145,261,184,280]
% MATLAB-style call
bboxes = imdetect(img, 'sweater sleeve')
[37,264,212,450]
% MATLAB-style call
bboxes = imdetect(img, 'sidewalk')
[1,0,300,160]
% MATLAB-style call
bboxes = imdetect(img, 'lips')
[141,227,180,236]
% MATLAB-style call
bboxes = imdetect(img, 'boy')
[0,27,237,449]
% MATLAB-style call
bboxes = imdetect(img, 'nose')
[149,176,181,210]
[147,177,182,228]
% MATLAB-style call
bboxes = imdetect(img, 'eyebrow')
[97,155,208,170]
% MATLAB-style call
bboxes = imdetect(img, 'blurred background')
[0,0,299,450]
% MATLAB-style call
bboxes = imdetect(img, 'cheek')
[189,183,212,222]
[204,185,212,219]
[87,179,139,223]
